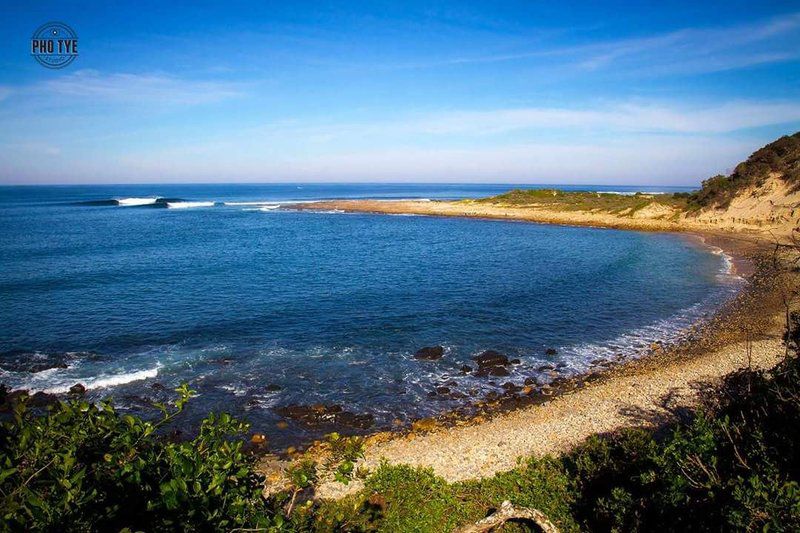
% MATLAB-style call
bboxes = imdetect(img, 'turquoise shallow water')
[0,183,737,445]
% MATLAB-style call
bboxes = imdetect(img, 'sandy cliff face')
[686,176,800,235]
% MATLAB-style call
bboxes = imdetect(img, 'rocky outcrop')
[275,404,374,429]
[414,346,445,360]
[472,350,512,377]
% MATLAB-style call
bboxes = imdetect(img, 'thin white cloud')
[409,101,800,135]
[233,100,800,141]
[36,69,246,105]
[395,12,800,75]
[89,134,760,185]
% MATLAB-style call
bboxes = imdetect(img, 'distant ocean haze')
[0,183,734,447]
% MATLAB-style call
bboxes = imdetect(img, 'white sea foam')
[166,201,215,209]
[117,197,160,206]
[0,364,163,395]
[258,205,280,211]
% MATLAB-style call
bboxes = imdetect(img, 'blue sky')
[1,1,799,185]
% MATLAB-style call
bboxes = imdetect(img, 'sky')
[0,1,799,185]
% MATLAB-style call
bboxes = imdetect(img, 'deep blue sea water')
[0,183,738,445]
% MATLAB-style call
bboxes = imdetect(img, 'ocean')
[0,183,738,446]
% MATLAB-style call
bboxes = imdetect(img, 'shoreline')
[288,198,796,241]
[276,199,792,499]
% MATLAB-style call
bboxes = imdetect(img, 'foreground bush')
[0,385,277,531]
[2,352,800,531]
[311,355,800,532]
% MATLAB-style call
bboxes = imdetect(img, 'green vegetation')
[687,131,800,209]
[0,385,278,531]
[477,188,688,215]
[480,131,800,215]
[313,339,800,532]
[4,337,800,531]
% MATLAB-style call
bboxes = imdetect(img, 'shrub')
[688,131,800,209]
[0,385,279,532]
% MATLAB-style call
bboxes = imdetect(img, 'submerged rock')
[0,350,70,373]
[545,348,558,356]
[29,391,57,407]
[274,403,373,429]
[414,346,445,360]
[473,350,510,369]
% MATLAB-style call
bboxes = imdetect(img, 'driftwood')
[454,500,559,533]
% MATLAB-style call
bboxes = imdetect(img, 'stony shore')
[280,198,795,500]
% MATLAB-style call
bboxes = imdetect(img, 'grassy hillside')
[477,188,688,214]
[480,131,800,216]
[688,131,800,209]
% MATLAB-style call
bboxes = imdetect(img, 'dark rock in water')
[524,377,538,386]
[414,346,444,360]
[274,403,373,429]
[69,383,86,395]
[556,362,567,369]
[436,386,451,395]
[275,404,342,424]
[29,391,57,407]
[460,365,473,373]
[473,350,510,369]
[502,382,521,393]
[211,358,234,365]
[265,383,282,392]
[150,382,166,391]
[538,364,555,371]
[510,358,521,365]
[545,348,558,356]
[121,394,153,407]
[489,367,510,377]
[0,349,70,373]
[30,362,68,373]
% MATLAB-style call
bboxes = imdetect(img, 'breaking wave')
[166,201,216,209]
